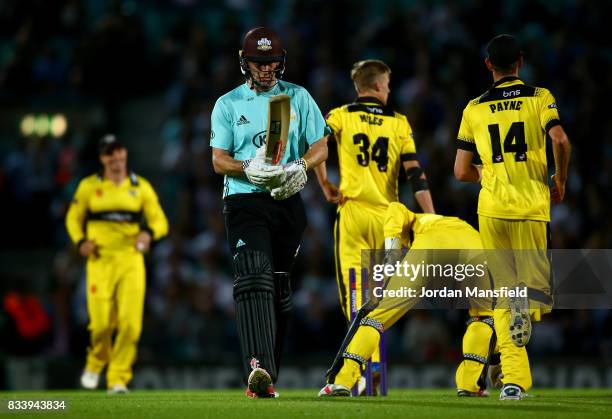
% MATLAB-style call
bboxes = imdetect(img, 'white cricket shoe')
[107,384,129,394]
[499,384,524,400]
[80,371,99,390]
[318,383,351,397]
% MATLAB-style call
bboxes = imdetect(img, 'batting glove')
[270,159,308,200]
[243,147,286,188]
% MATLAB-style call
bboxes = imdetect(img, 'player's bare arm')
[314,159,343,204]
[302,136,328,171]
[402,160,435,213]
[211,147,246,176]
[454,149,481,183]
[549,125,571,203]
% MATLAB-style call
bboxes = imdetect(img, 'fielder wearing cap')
[209,26,329,398]
[66,134,169,394]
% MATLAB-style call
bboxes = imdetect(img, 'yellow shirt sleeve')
[456,107,476,152]
[537,88,561,133]
[65,179,91,245]
[400,117,417,160]
[325,107,342,141]
[139,178,169,240]
[384,202,415,238]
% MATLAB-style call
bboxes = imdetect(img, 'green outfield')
[1,389,611,419]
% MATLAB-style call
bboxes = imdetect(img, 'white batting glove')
[270,159,308,200]
[243,147,285,188]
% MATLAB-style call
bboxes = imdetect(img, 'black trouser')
[223,192,307,271]
[224,192,306,384]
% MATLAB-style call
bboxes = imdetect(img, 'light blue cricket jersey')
[210,80,327,198]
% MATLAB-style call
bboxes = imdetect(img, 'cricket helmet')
[239,27,286,85]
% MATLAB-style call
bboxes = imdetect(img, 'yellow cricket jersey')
[65,172,169,254]
[383,202,468,247]
[456,77,561,221]
[326,97,417,209]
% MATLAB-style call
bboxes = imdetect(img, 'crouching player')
[319,202,495,397]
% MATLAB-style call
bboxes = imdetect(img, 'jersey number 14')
[488,122,527,163]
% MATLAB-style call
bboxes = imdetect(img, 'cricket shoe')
[245,386,279,398]
[499,384,524,400]
[80,370,99,390]
[107,384,129,394]
[318,383,351,397]
[247,368,275,398]
[509,293,531,347]
[457,389,489,397]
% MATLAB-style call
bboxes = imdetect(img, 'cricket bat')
[264,94,291,165]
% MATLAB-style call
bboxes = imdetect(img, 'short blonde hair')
[351,60,391,92]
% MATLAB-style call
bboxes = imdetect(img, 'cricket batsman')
[66,135,168,393]
[454,34,571,400]
[319,202,493,396]
[210,27,328,398]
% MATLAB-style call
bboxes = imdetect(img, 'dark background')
[0,0,610,389]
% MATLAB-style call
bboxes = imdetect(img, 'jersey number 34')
[353,134,389,172]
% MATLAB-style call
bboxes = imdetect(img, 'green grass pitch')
[1,389,611,419]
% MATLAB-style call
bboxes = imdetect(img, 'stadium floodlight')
[50,114,67,138]
[34,114,50,137]
[20,114,36,137]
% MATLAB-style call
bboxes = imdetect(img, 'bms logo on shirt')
[252,130,266,148]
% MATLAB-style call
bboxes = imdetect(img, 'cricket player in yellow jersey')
[315,59,434,322]
[66,135,168,394]
[320,202,490,396]
[454,34,571,400]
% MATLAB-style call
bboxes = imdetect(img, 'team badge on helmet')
[257,38,272,51]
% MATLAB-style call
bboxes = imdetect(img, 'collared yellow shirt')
[456,77,561,221]
[65,173,168,254]
[326,97,417,209]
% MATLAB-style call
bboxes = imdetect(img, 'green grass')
[0,389,611,419]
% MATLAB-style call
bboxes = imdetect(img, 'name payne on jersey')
[489,100,523,113]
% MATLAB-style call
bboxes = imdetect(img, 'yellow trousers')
[477,215,552,391]
[333,219,486,389]
[85,251,145,388]
[334,199,385,363]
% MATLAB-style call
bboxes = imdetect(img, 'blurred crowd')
[0,0,611,369]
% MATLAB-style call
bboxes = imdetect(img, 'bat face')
[265,94,291,165]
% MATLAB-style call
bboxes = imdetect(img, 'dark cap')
[99,134,125,155]
[241,27,284,62]
[486,34,522,68]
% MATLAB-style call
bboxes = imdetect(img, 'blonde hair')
[351,60,391,93]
